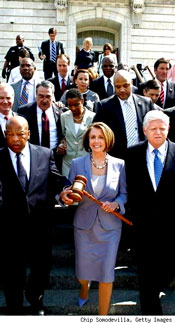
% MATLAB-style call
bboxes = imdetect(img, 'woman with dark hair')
[60,69,99,112]
[58,88,95,177]
[60,122,127,315]
[98,43,118,76]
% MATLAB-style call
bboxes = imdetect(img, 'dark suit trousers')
[44,61,57,80]
[0,214,52,314]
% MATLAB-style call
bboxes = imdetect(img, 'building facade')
[0,0,175,80]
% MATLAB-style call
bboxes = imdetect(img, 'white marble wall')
[0,0,175,82]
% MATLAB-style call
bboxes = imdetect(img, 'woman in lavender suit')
[61,122,127,315]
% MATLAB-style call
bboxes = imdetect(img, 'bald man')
[0,116,70,315]
[94,70,156,159]
[0,83,16,148]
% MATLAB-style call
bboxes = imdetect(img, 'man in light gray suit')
[11,58,39,112]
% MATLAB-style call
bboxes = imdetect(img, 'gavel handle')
[83,190,133,226]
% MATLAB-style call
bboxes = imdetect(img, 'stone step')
[0,288,175,315]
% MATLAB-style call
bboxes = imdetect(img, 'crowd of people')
[1,27,175,316]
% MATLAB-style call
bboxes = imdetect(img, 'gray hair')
[143,110,170,128]
[36,80,55,95]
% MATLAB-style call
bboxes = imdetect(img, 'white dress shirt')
[103,75,115,93]
[146,141,167,191]
[58,74,68,88]
[156,78,167,107]
[0,111,13,134]
[8,141,30,179]
[37,106,58,149]
[119,95,140,144]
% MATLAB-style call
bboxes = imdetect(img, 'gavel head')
[68,175,88,202]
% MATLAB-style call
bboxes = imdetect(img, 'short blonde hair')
[83,122,115,152]
[83,37,93,47]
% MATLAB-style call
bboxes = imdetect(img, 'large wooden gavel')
[68,175,133,226]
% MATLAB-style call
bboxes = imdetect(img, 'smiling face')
[0,85,14,116]
[75,72,89,92]
[143,119,169,148]
[5,117,30,153]
[89,127,106,153]
[154,62,170,83]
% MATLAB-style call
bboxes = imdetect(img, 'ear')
[143,89,146,96]
[143,126,146,136]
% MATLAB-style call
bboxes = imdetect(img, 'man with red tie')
[48,53,73,102]
[0,83,16,148]
[17,80,63,170]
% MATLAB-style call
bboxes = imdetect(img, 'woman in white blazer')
[61,122,127,315]
[57,88,95,177]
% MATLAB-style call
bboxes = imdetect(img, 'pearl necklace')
[90,153,108,169]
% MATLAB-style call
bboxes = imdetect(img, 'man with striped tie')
[39,27,64,80]
[11,58,38,112]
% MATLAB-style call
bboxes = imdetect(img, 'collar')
[148,141,167,155]
[118,95,134,107]
[22,77,35,86]
[0,110,13,120]
[37,106,52,115]
[103,75,114,83]
[155,78,167,87]
[58,74,69,82]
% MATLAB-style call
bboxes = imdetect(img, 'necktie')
[61,78,66,93]
[41,111,50,148]
[124,101,138,147]
[107,79,113,97]
[19,81,29,106]
[51,41,56,63]
[16,153,28,192]
[154,149,163,188]
[4,116,9,121]
[160,83,164,107]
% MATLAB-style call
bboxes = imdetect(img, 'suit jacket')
[11,79,38,112]
[125,139,175,283]
[90,76,109,100]
[0,111,16,148]
[39,40,64,73]
[138,80,175,109]
[69,153,127,230]
[93,94,155,159]
[61,108,95,177]
[48,74,73,102]
[17,101,63,147]
[0,144,70,235]
[163,106,175,142]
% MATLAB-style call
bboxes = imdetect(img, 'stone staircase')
[0,205,175,316]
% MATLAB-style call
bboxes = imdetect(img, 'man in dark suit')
[93,70,155,160]
[48,54,73,102]
[18,80,63,170]
[2,34,34,82]
[125,110,175,315]
[0,115,70,315]
[90,56,115,100]
[138,58,175,109]
[0,83,16,148]
[39,27,64,80]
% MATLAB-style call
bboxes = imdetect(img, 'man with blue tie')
[39,27,64,80]
[126,110,175,315]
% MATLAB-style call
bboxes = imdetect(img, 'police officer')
[2,35,34,81]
